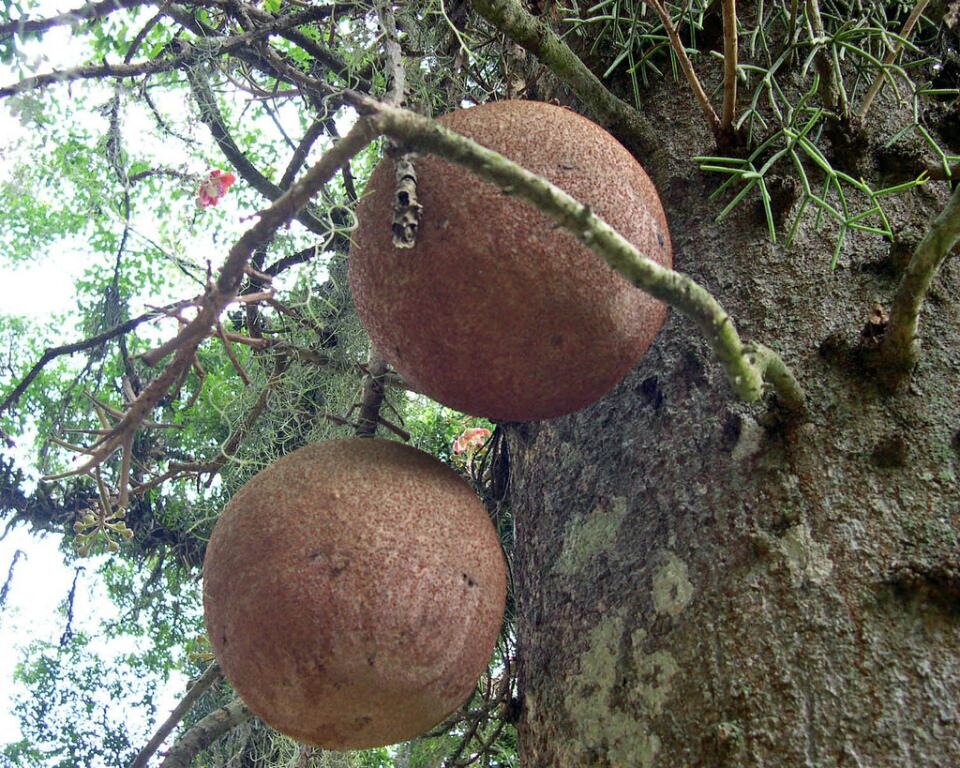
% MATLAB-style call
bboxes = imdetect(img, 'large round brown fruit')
[202,438,507,749]
[349,100,672,421]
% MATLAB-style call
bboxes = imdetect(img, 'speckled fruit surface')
[349,99,672,421]
[202,438,507,749]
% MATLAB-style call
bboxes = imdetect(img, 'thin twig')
[859,0,930,120]
[721,0,738,132]
[129,662,223,768]
[43,117,380,482]
[0,0,156,38]
[0,299,193,420]
[647,0,722,136]
[1,7,330,98]
[878,183,960,381]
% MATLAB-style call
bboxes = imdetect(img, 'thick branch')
[367,105,806,411]
[279,117,327,190]
[158,698,252,768]
[0,0,155,38]
[129,662,222,768]
[467,0,657,154]
[878,183,960,380]
[354,0,410,438]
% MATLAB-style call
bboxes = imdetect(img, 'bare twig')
[158,698,252,768]
[859,0,930,120]
[1,7,331,98]
[0,299,193,421]
[647,0,722,136]
[0,549,25,615]
[878,183,960,381]
[721,0,738,132]
[0,0,156,39]
[186,67,339,241]
[129,662,223,768]
[43,117,379,482]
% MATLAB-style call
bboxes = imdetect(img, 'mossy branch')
[158,698,252,768]
[467,0,657,153]
[129,662,222,768]
[878,183,960,381]
[367,104,806,413]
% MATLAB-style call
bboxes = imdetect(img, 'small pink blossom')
[453,427,491,454]
[197,169,237,208]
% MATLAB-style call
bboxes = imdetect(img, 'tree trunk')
[506,82,960,767]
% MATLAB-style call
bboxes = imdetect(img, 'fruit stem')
[367,105,807,414]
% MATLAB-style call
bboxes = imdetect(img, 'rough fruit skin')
[202,438,507,749]
[349,100,672,421]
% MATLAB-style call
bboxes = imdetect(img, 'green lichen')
[563,614,660,767]
[562,610,680,767]
[634,648,679,716]
[780,522,834,586]
[651,552,695,616]
[555,496,628,577]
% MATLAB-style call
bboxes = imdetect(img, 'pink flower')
[197,169,237,208]
[453,427,491,454]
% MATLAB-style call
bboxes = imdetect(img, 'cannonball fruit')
[349,99,672,421]
[202,438,507,749]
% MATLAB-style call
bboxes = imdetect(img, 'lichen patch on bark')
[651,551,694,616]
[779,523,834,586]
[562,612,665,768]
[555,496,628,577]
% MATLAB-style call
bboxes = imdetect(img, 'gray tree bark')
[505,81,960,767]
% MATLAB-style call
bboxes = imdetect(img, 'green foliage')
[564,0,959,260]
[3,631,156,768]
